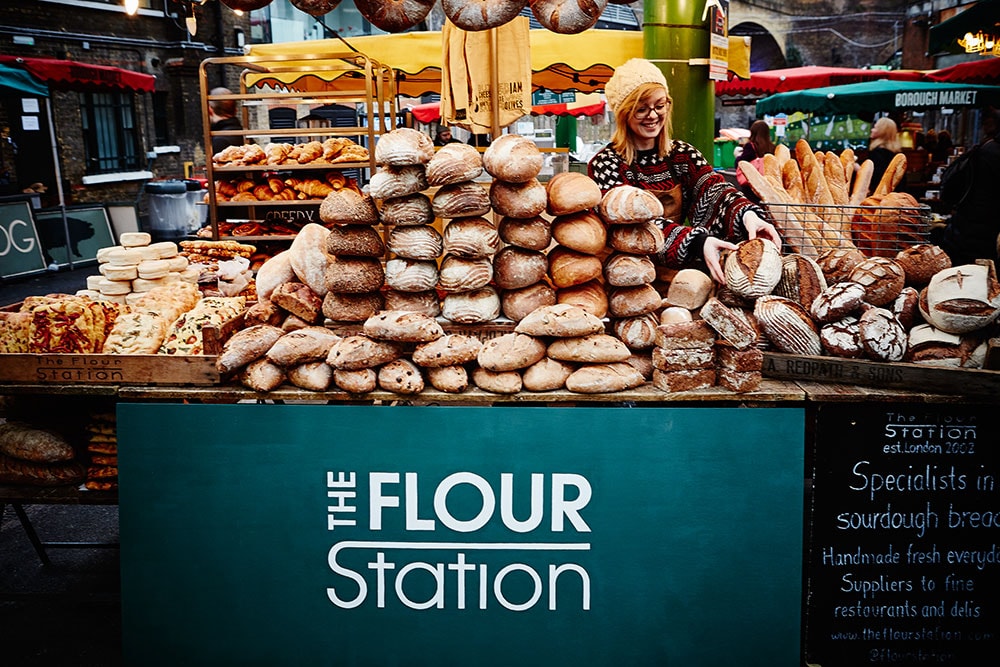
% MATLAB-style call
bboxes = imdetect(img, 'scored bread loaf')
[426,142,483,185]
[499,215,552,251]
[443,217,501,258]
[482,134,544,183]
[546,171,602,216]
[374,127,435,166]
[432,181,491,218]
[599,185,664,224]
[490,178,548,219]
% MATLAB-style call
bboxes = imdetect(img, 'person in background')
[208,87,243,156]
[735,119,776,201]
[434,126,460,146]
[467,133,491,148]
[936,108,1000,267]
[925,129,938,158]
[932,129,953,163]
[588,58,780,284]
[866,117,901,194]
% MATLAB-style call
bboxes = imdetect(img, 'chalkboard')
[0,200,46,278]
[33,205,114,268]
[806,403,999,666]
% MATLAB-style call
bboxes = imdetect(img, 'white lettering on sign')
[894,90,979,109]
[325,471,594,611]
[0,217,37,256]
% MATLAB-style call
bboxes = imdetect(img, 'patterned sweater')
[588,140,768,268]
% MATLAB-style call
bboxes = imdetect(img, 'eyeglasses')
[634,102,671,119]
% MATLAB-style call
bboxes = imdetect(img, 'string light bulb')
[185,3,198,36]
[124,0,139,15]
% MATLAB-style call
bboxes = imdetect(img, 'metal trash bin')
[145,180,196,241]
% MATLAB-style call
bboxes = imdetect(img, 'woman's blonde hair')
[611,82,673,165]
[870,117,901,152]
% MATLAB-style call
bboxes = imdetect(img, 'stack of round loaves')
[318,179,385,322]
[484,135,554,322]
[83,233,196,306]
[369,127,443,317]
[594,185,665,354]
[431,138,498,323]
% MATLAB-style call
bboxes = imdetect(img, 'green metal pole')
[644,0,715,158]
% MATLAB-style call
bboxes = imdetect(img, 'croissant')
[231,191,257,202]
[236,179,255,193]
[252,184,273,201]
[265,143,293,165]
[271,189,296,201]
[242,144,267,165]
[296,141,323,164]
[294,179,334,198]
[322,137,351,161]
[267,177,285,193]
[212,145,244,164]
[325,171,348,190]
[216,180,238,197]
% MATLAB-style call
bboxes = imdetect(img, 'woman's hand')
[743,210,782,247]
[702,236,739,283]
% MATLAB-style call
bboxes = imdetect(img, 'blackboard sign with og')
[806,403,999,666]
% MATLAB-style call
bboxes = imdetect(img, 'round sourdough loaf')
[478,332,548,371]
[820,315,864,358]
[501,282,557,322]
[443,217,501,258]
[322,290,384,323]
[922,263,1000,333]
[490,177,547,218]
[776,253,827,310]
[548,246,604,288]
[612,313,659,350]
[552,211,608,255]
[810,281,865,323]
[604,252,656,287]
[598,185,664,224]
[368,165,428,201]
[482,134,543,183]
[442,0,527,31]
[412,334,483,367]
[816,247,866,284]
[859,306,907,361]
[438,255,494,292]
[565,362,645,393]
[522,357,575,392]
[545,171,602,216]
[441,286,501,323]
[374,127,435,166]
[378,193,433,226]
[894,243,952,286]
[493,246,549,290]
[363,310,445,343]
[753,295,823,356]
[472,367,523,394]
[324,256,385,294]
[609,221,665,255]
[378,358,425,394]
[498,215,552,251]
[514,303,605,337]
[531,0,607,34]
[426,142,483,186]
[354,0,435,32]
[334,368,377,394]
[892,286,920,329]
[432,181,491,218]
[426,365,469,393]
[238,359,286,392]
[608,283,661,318]
[385,258,439,292]
[383,289,441,317]
[557,279,609,318]
[848,256,906,306]
[325,225,385,258]
[388,225,443,261]
[724,238,782,298]
[287,361,333,391]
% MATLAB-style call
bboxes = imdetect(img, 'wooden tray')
[762,351,1000,399]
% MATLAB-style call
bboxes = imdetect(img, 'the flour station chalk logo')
[325,471,593,612]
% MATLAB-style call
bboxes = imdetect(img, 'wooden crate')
[762,351,1000,399]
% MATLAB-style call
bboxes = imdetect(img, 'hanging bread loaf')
[442,0,528,31]
[354,0,435,32]
[531,0,608,34]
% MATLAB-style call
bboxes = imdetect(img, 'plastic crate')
[765,201,931,258]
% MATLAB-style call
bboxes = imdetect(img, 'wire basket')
[766,202,932,258]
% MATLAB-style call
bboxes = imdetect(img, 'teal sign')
[0,200,45,278]
[119,405,804,666]
[531,90,576,106]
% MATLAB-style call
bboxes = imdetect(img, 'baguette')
[873,153,907,197]
[774,143,791,168]
[839,148,857,184]
[824,151,850,205]
[762,153,782,186]
[849,160,875,206]
[737,161,819,258]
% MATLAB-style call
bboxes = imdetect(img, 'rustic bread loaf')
[498,215,552,250]
[922,262,1000,334]
[717,369,762,393]
[652,368,716,393]
[715,344,763,371]
[665,268,714,309]
[478,332,548,371]
[848,256,906,306]
[334,368,378,394]
[859,306,907,362]
[599,184,664,225]
[426,365,469,393]
[819,315,864,358]
[604,252,656,287]
[660,306,694,325]
[612,313,659,350]
[374,127,435,166]
[288,223,333,297]
[368,165,428,200]
[551,211,608,255]
[363,310,445,343]
[324,257,385,294]
[327,335,403,370]
[891,286,920,330]
[432,181,491,218]
[522,357,576,392]
[565,362,645,393]
[441,286,501,323]
[753,295,823,356]
[319,188,380,225]
[652,346,715,371]
[216,324,286,374]
[775,253,827,310]
[383,289,441,317]
[700,297,757,350]
[816,247,866,284]
[608,221,665,255]
[325,225,385,258]
[266,326,340,366]
[556,279,608,318]
[482,134,544,183]
[388,225,443,261]
[608,283,661,318]
[654,320,715,350]
[271,281,324,323]
[490,177,548,218]
[894,244,952,286]
[531,0,606,34]
[243,299,285,327]
[412,334,483,367]
[385,258,439,292]
[494,246,549,290]
[443,217,501,258]
[355,0,435,32]
[724,238,783,299]
[426,142,483,185]
[515,303,605,338]
[287,361,333,392]
[546,171,603,216]
[379,192,434,226]
[378,358,425,394]
[472,367,523,394]
[547,333,631,363]
[905,323,986,368]
[439,255,494,292]
[501,282,558,322]
[322,290,384,323]
[239,358,286,392]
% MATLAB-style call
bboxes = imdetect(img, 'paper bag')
[441,17,531,135]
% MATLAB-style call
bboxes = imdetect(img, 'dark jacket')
[211,116,243,156]
[867,146,897,195]
[939,138,1000,266]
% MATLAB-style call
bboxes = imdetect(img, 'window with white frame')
[79,91,143,175]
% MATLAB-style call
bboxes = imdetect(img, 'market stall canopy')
[925,57,1000,84]
[928,0,1000,54]
[407,92,606,123]
[0,56,155,93]
[715,65,924,97]
[756,79,1000,116]
[0,63,49,97]
[245,31,750,98]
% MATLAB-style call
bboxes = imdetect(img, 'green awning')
[756,79,1000,116]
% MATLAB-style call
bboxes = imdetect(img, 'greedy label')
[325,472,592,611]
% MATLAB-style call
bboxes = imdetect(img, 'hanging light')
[185,3,198,36]
[123,0,140,15]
